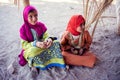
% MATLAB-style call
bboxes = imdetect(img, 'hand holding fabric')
[44,38,53,48]
[36,42,47,48]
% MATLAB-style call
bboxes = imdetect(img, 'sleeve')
[84,31,92,50]
[43,32,58,41]
[60,31,69,45]
[21,39,33,50]
[42,32,49,40]
[21,33,49,58]
[22,39,45,58]
[21,32,49,50]
[60,31,72,51]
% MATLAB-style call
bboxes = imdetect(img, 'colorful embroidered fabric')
[28,41,66,70]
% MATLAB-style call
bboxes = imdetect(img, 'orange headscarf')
[66,15,85,36]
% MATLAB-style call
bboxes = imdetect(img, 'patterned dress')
[22,30,65,70]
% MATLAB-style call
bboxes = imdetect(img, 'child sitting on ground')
[60,15,96,68]
[19,5,65,74]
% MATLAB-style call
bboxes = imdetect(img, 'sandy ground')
[0,0,120,80]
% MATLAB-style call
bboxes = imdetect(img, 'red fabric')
[66,15,85,36]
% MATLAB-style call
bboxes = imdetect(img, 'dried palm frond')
[13,0,30,7]
[13,0,19,5]
[83,0,113,38]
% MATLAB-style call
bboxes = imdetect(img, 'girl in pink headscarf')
[19,5,65,73]
[60,15,96,68]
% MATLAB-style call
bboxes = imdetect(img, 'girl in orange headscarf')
[60,15,96,68]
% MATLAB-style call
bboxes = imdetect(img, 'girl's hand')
[44,38,53,48]
[36,42,47,48]
[79,48,84,55]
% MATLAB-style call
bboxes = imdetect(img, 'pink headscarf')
[19,5,47,66]
[66,15,85,36]
[20,5,47,42]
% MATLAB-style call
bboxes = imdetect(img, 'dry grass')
[13,0,30,7]
[83,0,113,38]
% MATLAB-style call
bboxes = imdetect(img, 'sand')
[0,0,120,80]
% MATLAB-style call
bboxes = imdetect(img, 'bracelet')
[48,37,57,41]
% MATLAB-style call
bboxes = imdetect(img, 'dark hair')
[29,9,36,13]
[80,22,85,26]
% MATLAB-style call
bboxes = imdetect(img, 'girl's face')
[28,10,38,25]
[76,24,85,33]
